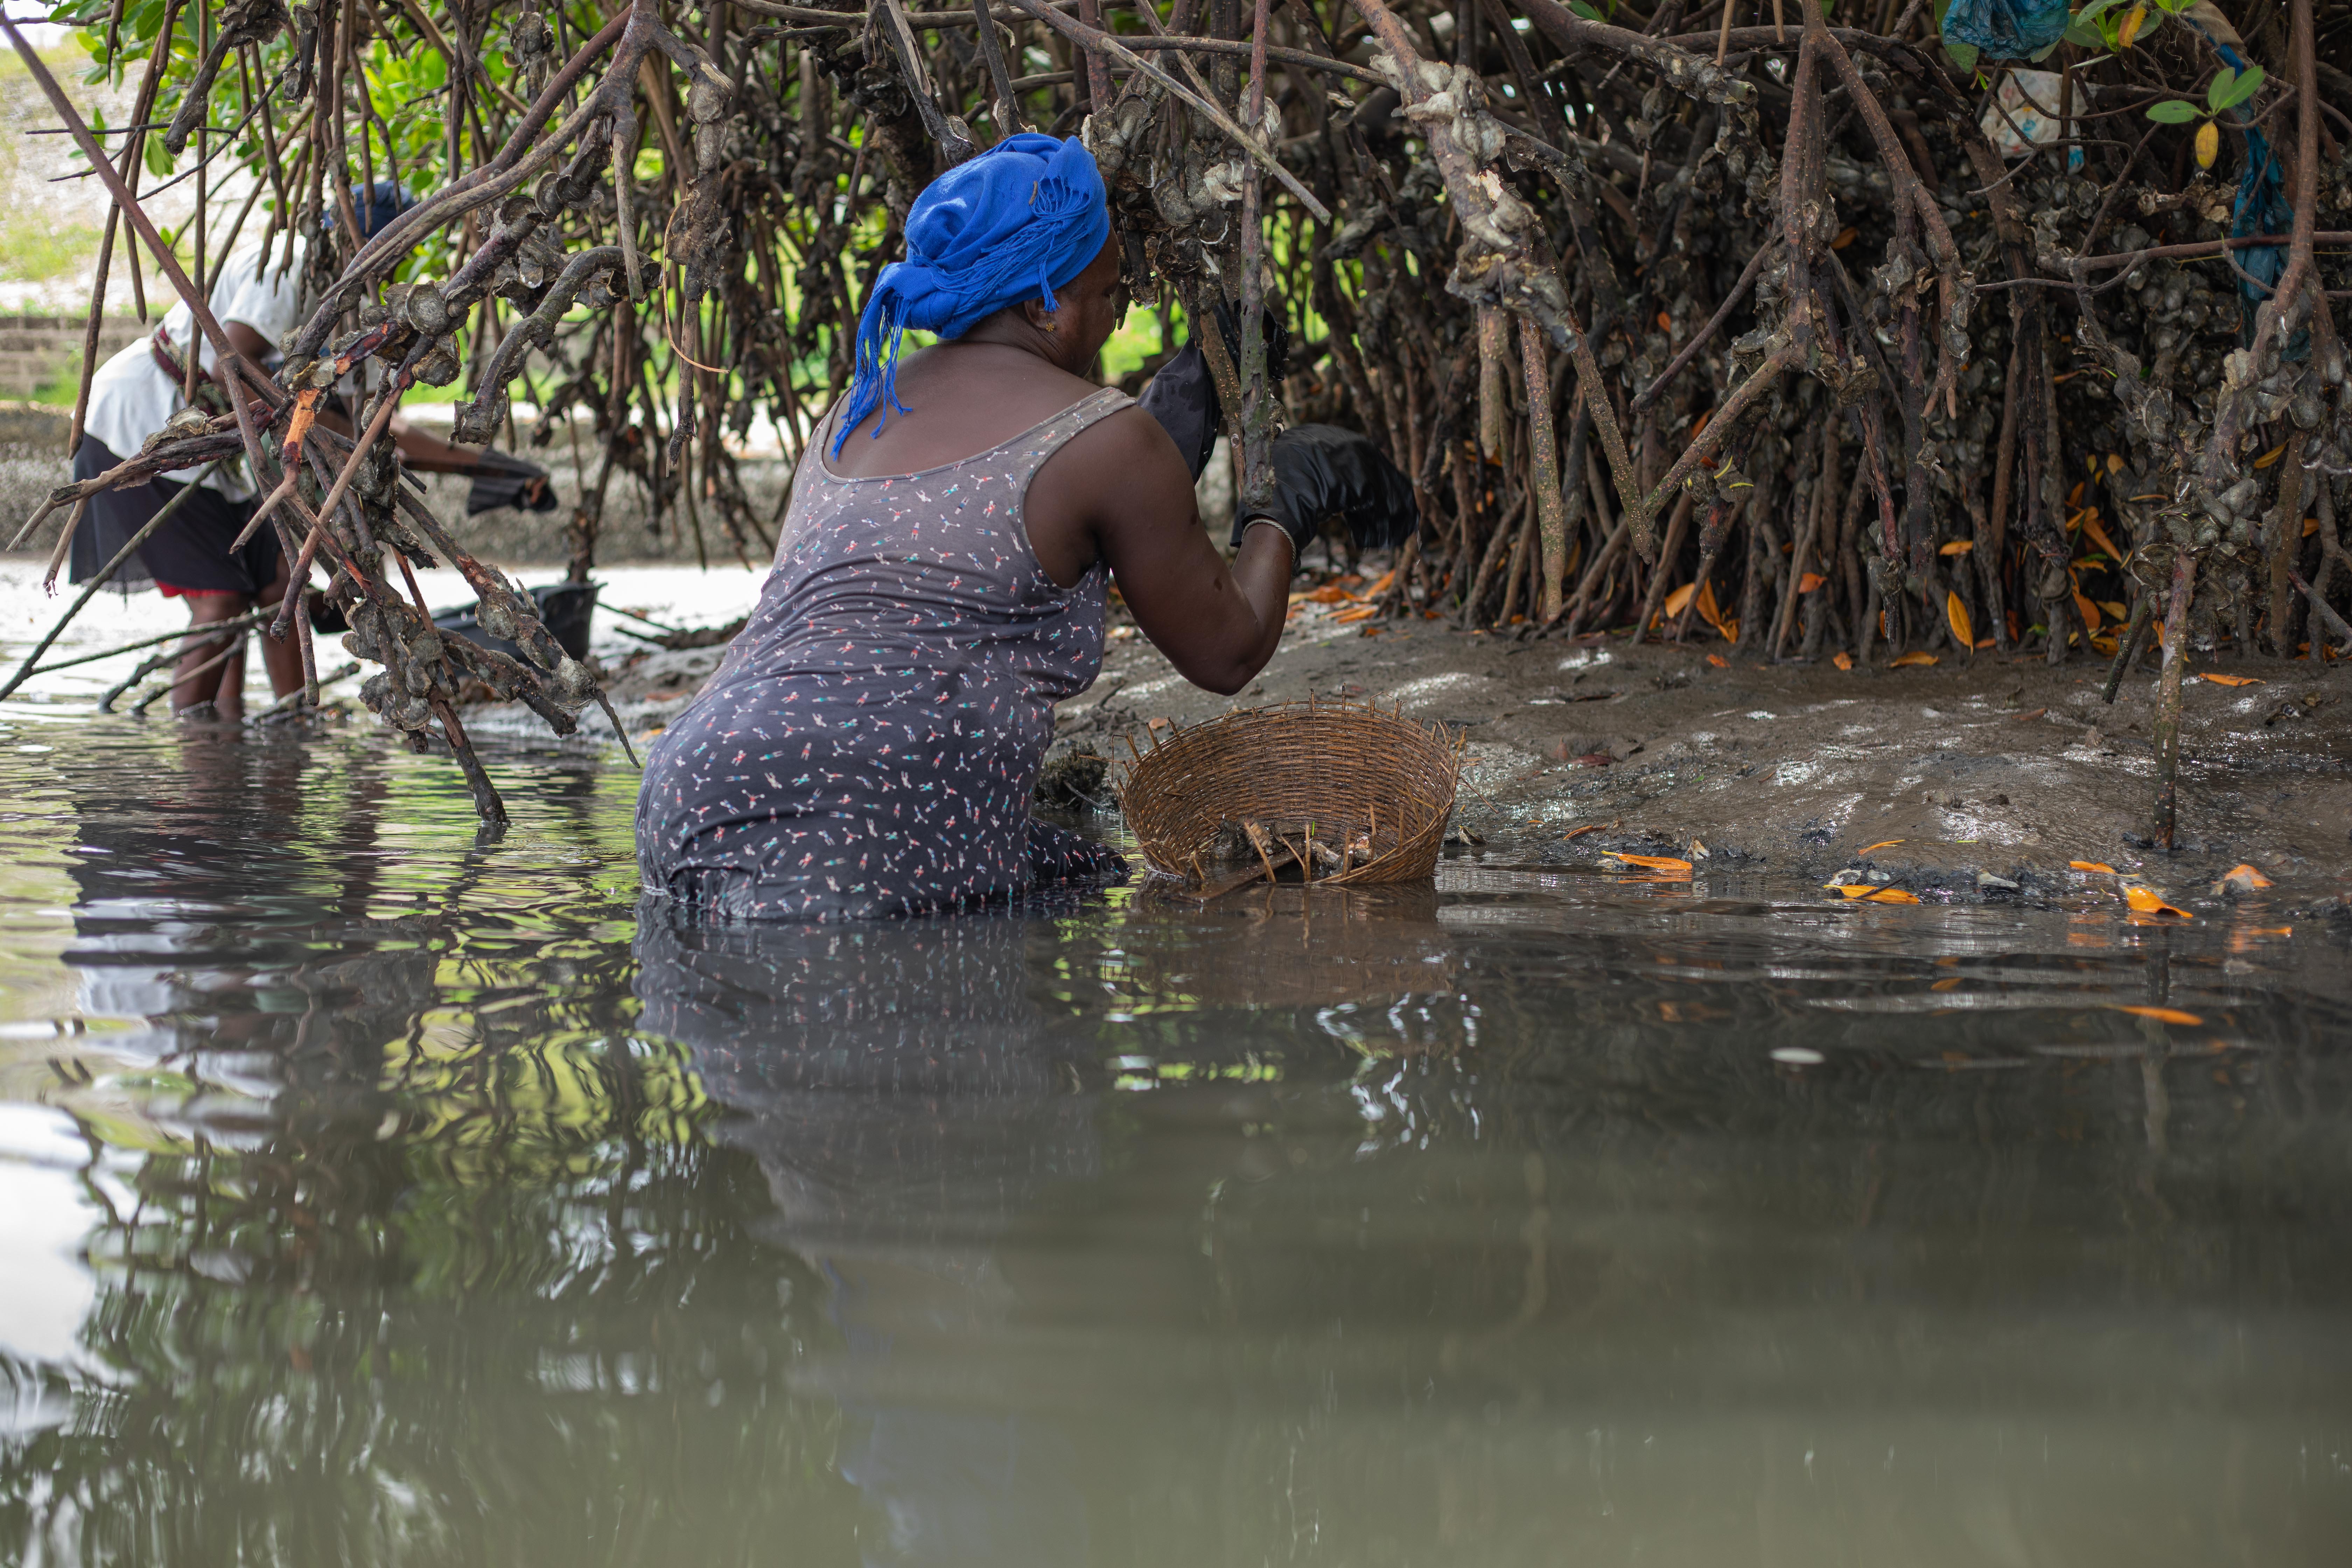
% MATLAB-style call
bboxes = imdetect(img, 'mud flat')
[1034,599,2352,918]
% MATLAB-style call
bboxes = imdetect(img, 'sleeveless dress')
[635,387,1135,920]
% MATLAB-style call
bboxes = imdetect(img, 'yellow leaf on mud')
[1706,653,1729,668]
[1799,572,1829,592]
[2116,1004,2202,1026]
[2196,672,2263,686]
[2213,863,2274,891]
[2252,444,2286,470]
[1888,650,1939,668]
[1664,582,1698,618]
[1606,853,1694,874]
[2070,860,2117,873]
[2123,884,2193,918]
[2097,600,2127,620]
[1938,540,1973,556]
[1860,840,1905,853]
[2195,119,2219,169]
[2106,452,2126,474]
[1833,651,1854,671]
[1865,888,1921,904]
[1946,591,1974,649]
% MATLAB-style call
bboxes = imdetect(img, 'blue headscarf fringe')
[834,135,1111,456]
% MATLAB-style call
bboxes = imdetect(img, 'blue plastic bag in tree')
[1941,0,2072,59]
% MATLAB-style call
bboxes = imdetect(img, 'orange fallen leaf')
[2073,589,2102,635]
[1799,571,1828,592]
[1865,888,1921,904]
[1606,853,1694,874]
[2196,673,2263,687]
[1888,650,1939,668]
[2105,452,2126,474]
[1695,579,1728,633]
[1664,582,1699,618]
[2304,516,2321,538]
[2067,481,2086,507]
[2213,863,2273,891]
[1656,310,1674,332]
[2097,600,2127,621]
[1147,716,1172,731]
[1304,583,1355,605]
[1831,226,1858,249]
[1860,840,1905,853]
[2123,884,2192,918]
[1331,604,1380,624]
[1946,591,1974,650]
[1938,539,1973,556]
[1931,977,1962,991]
[2115,1004,2203,1026]
[1975,638,1996,650]
[1833,651,1854,671]
[1830,885,1876,899]
[2252,444,2286,469]
[1706,653,1729,668]
[2070,861,2117,873]
[1363,569,1397,596]
[2080,516,2127,562]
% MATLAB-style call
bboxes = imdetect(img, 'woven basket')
[1119,698,1464,886]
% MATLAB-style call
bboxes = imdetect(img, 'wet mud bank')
[1041,601,2352,919]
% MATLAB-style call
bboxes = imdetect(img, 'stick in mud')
[2150,552,2197,853]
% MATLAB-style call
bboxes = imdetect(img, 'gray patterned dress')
[635,387,1134,919]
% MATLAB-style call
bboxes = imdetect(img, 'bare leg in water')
[172,551,301,721]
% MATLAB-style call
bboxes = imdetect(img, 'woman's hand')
[1236,425,1418,554]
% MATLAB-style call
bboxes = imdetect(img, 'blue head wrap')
[834,133,1112,457]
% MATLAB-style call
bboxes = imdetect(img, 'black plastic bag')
[465,450,559,515]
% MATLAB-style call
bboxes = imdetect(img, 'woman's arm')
[1038,407,1290,696]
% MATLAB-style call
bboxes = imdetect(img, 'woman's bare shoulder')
[828,344,1101,476]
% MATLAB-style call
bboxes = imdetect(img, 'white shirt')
[83,238,311,500]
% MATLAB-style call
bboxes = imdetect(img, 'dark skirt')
[69,436,277,595]
[655,818,1130,923]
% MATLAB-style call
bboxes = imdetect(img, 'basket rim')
[1114,695,1469,783]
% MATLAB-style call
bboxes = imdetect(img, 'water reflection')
[0,726,2345,1564]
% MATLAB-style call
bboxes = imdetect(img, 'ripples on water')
[0,720,2345,1565]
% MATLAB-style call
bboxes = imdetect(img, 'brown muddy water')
[0,708,2344,1567]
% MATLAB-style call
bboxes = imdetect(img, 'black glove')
[1136,301,1293,482]
[465,450,558,515]
[1232,424,1418,554]
[1137,341,1220,482]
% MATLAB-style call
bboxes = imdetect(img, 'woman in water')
[635,134,1412,919]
